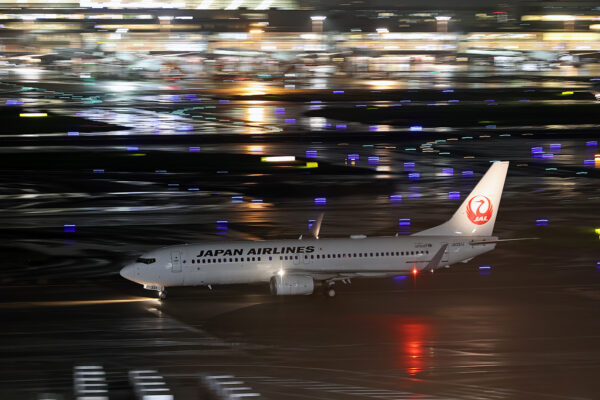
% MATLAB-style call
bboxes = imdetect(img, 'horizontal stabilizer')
[469,237,539,245]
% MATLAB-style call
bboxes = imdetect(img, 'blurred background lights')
[63,224,76,233]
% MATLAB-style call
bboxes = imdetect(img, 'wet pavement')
[0,70,599,399]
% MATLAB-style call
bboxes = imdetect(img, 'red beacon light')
[412,266,418,276]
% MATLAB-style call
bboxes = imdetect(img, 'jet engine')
[269,275,314,295]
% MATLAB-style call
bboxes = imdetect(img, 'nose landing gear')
[158,290,167,300]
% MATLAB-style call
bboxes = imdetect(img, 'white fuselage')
[120,235,496,288]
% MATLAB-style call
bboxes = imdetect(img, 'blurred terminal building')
[2,0,600,76]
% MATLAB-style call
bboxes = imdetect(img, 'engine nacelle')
[269,275,314,296]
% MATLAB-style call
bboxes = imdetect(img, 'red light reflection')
[395,321,431,376]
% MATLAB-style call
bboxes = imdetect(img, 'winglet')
[310,213,324,239]
[421,244,448,272]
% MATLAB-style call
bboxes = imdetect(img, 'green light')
[298,162,319,169]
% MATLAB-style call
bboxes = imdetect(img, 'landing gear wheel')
[158,290,167,300]
[326,287,336,298]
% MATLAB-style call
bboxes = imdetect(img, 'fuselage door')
[171,251,182,272]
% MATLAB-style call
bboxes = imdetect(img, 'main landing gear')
[323,282,336,298]
[322,278,350,298]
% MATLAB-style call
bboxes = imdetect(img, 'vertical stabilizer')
[413,161,509,237]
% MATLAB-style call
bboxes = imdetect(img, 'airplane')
[120,161,526,300]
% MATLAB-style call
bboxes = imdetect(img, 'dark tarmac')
[0,72,599,399]
[3,267,600,400]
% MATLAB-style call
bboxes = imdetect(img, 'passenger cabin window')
[136,257,156,265]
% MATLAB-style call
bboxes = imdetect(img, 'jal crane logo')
[466,195,493,225]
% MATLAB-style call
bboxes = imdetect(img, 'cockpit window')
[136,257,156,265]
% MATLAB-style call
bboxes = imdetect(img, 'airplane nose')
[120,264,136,281]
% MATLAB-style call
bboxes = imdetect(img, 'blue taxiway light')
[531,147,543,154]
[64,224,76,233]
